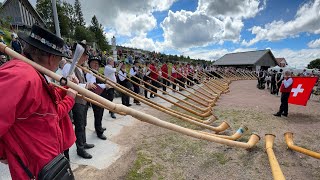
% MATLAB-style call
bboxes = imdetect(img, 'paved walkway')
[0,86,197,179]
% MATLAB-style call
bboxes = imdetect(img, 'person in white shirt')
[62,43,96,159]
[130,61,141,105]
[143,62,151,98]
[86,56,107,140]
[274,71,293,117]
[104,57,117,118]
[118,63,131,106]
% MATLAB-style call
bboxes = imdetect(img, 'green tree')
[89,15,110,51]
[74,25,95,42]
[36,0,74,37]
[307,58,320,69]
[74,0,85,26]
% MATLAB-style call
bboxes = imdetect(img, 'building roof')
[275,58,287,65]
[0,0,46,27]
[213,50,277,66]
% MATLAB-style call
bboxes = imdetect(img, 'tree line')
[35,0,110,51]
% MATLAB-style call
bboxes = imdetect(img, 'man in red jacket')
[161,60,169,93]
[149,60,158,98]
[0,25,76,179]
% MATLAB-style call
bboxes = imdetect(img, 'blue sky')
[1,0,320,68]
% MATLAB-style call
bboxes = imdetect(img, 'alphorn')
[83,65,214,117]
[149,68,217,103]
[198,126,248,141]
[265,134,286,180]
[175,70,219,97]
[150,68,217,100]
[0,44,261,148]
[110,68,212,113]
[284,132,320,159]
[51,83,127,115]
[191,70,228,89]
[133,69,214,107]
[76,64,224,130]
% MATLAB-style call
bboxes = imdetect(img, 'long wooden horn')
[1,44,260,148]
[117,71,213,113]
[149,68,217,101]
[75,64,223,129]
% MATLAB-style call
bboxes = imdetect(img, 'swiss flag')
[288,77,318,106]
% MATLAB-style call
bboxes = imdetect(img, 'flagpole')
[51,0,61,38]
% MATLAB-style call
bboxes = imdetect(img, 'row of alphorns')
[0,43,261,150]
[266,133,320,180]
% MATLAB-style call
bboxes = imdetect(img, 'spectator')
[10,33,23,54]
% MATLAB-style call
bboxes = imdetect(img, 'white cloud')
[161,0,265,49]
[243,0,320,46]
[122,33,163,52]
[308,38,320,48]
[273,48,320,68]
[197,0,266,19]
[182,47,258,61]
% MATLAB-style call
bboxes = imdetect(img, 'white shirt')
[130,66,138,76]
[86,73,107,89]
[104,64,117,83]
[118,70,127,82]
[283,77,293,88]
[172,66,177,74]
[143,67,150,76]
[62,63,86,88]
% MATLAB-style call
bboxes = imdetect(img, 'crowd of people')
[257,68,319,95]
[2,25,260,179]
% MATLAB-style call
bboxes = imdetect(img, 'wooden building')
[0,0,45,29]
[213,50,278,71]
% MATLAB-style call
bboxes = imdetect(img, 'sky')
[2,0,320,68]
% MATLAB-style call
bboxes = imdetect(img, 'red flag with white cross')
[288,77,318,106]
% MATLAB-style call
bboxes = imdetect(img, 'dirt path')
[74,80,320,180]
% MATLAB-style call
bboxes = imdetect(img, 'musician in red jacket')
[161,60,169,93]
[274,71,293,117]
[149,60,158,98]
[0,25,76,179]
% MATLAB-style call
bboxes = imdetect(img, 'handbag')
[17,154,74,180]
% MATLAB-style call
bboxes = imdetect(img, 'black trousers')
[162,78,169,92]
[187,75,193,86]
[105,88,115,113]
[121,83,130,105]
[132,83,140,103]
[270,81,276,94]
[92,103,105,135]
[151,79,158,96]
[172,79,177,90]
[72,103,88,150]
[278,92,290,115]
[276,82,282,95]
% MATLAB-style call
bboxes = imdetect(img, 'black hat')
[18,25,69,57]
[88,56,102,67]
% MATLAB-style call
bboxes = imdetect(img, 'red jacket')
[161,64,168,78]
[172,65,177,79]
[149,64,158,80]
[0,60,75,180]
